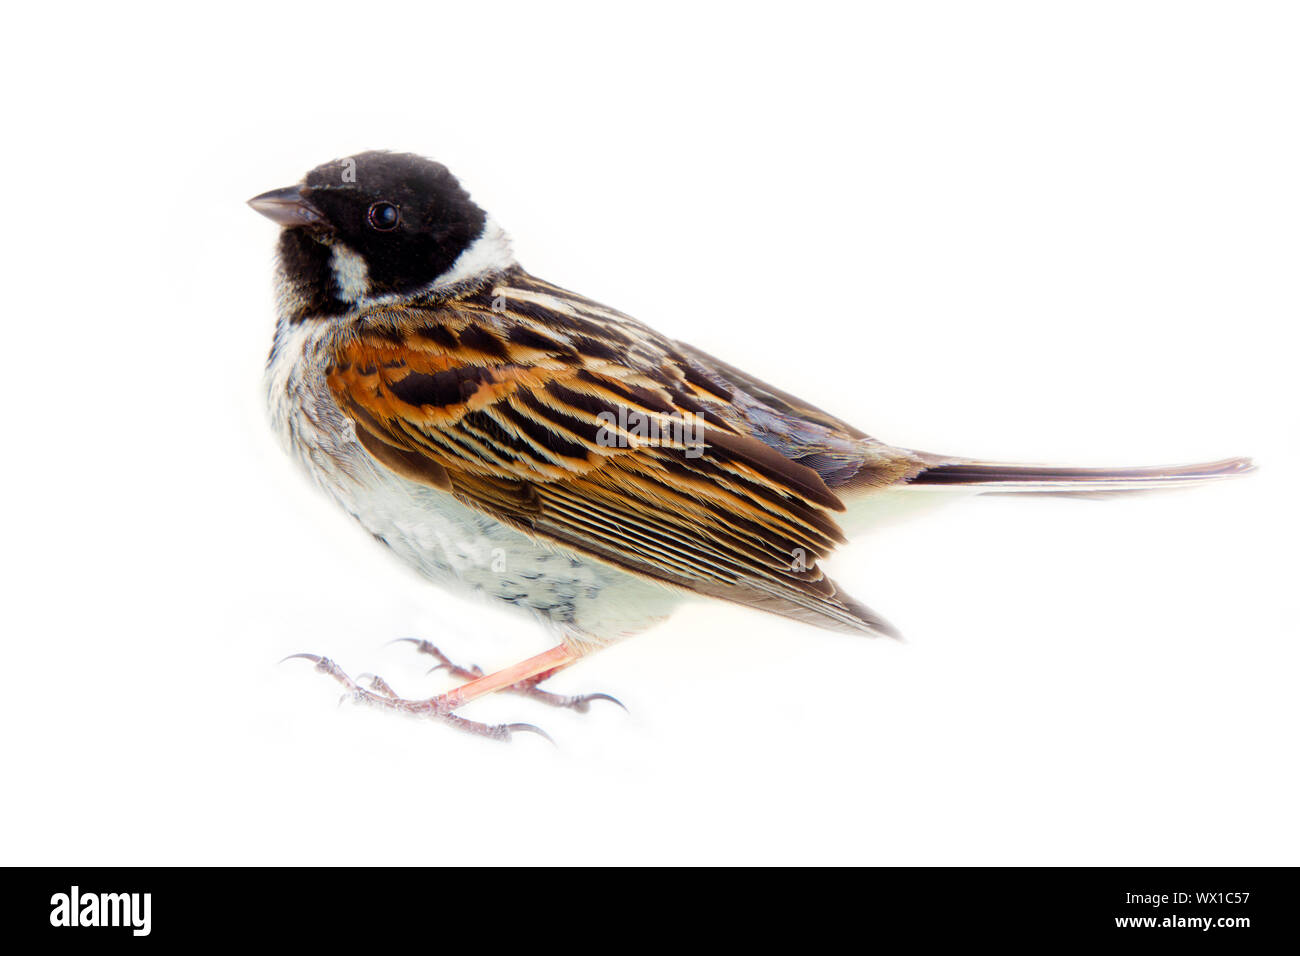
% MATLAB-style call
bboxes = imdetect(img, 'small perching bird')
[250,151,1253,740]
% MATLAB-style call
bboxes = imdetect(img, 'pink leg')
[397,639,625,712]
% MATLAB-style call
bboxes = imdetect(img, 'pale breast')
[263,316,682,649]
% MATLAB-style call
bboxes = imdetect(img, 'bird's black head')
[249,151,492,317]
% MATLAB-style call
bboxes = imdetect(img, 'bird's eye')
[367,202,400,231]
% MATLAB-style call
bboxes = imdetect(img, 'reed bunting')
[250,151,1252,740]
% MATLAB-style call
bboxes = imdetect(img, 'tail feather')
[907,456,1254,496]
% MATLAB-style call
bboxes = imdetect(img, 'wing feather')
[324,270,896,636]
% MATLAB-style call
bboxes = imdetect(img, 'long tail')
[906,456,1255,497]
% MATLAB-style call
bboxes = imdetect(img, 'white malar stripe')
[329,243,371,302]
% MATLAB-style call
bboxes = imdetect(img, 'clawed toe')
[568,692,628,714]
[280,652,326,667]
[281,652,553,744]
[436,715,555,744]
[282,639,623,740]
[359,673,398,697]
[534,690,628,713]
[502,722,556,745]
[393,637,484,680]
[388,639,624,715]
[515,685,629,714]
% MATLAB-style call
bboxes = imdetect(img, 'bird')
[249,150,1253,741]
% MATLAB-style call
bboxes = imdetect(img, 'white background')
[2,1,1296,865]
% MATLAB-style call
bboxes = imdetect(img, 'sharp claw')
[579,693,628,714]
[281,648,565,743]
[280,653,324,665]
[392,637,445,659]
[504,723,556,746]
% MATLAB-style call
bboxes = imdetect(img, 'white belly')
[263,317,683,650]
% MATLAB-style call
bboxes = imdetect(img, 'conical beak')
[247,184,325,227]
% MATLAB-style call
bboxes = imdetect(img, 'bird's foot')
[392,638,626,714]
[281,653,552,743]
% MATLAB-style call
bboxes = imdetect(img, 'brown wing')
[325,270,898,636]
